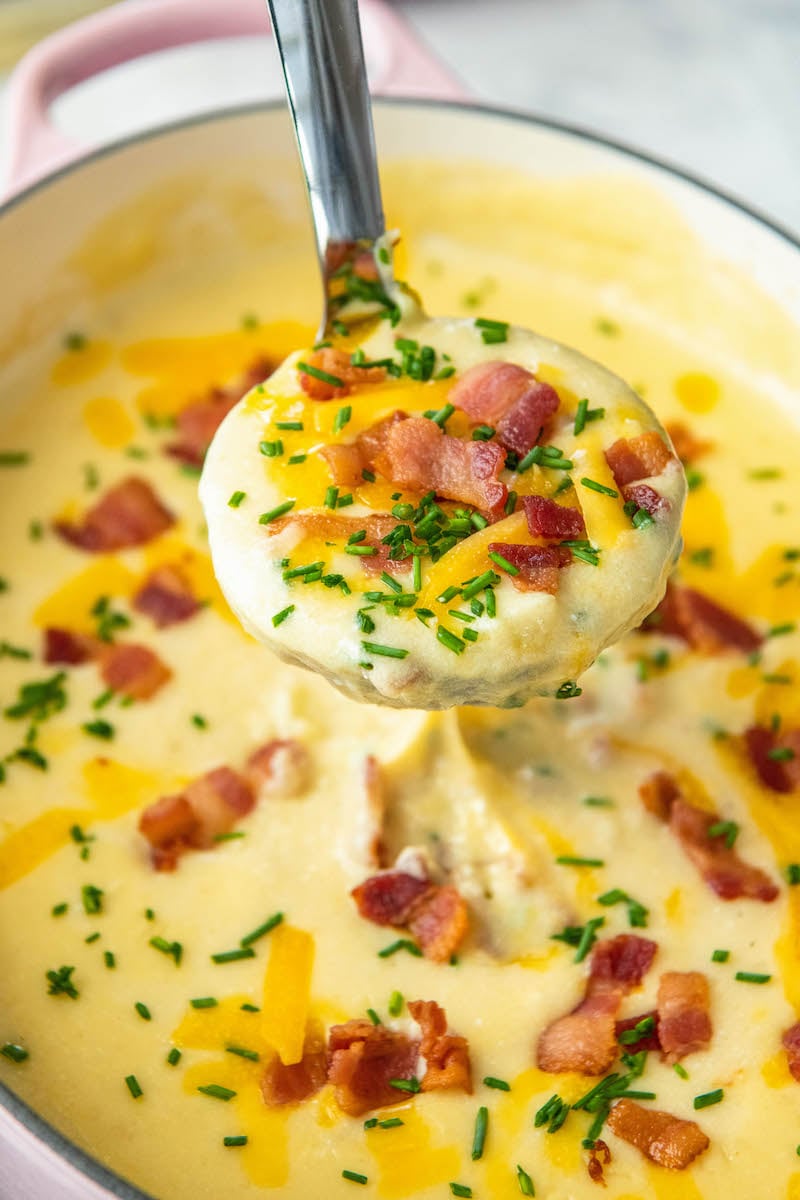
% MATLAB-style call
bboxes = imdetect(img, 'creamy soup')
[1,160,799,1200]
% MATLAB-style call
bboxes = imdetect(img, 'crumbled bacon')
[744,725,800,794]
[605,432,674,488]
[43,627,99,665]
[99,642,171,700]
[615,1010,661,1054]
[537,935,657,1075]
[665,421,711,465]
[353,249,380,281]
[488,543,572,593]
[450,361,560,454]
[523,495,586,539]
[638,771,778,902]
[321,410,409,488]
[375,416,507,516]
[139,764,254,869]
[782,1022,800,1082]
[132,564,200,628]
[298,348,386,401]
[408,1000,472,1093]
[55,477,174,552]
[352,871,469,963]
[261,1027,327,1106]
[657,972,711,1063]
[327,1019,419,1116]
[622,483,668,517]
[587,1139,611,1185]
[643,583,761,654]
[352,871,432,927]
[267,511,399,575]
[244,738,312,798]
[605,1098,710,1170]
[167,359,270,467]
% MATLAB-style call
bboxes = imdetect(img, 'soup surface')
[1,158,799,1200]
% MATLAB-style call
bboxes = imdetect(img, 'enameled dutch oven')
[1,1,799,1196]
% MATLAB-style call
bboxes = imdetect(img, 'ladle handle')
[265,0,386,272]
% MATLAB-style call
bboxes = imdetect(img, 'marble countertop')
[0,0,797,236]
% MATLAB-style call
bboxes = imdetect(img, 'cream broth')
[0,160,799,1200]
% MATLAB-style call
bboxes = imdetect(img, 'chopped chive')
[333,405,352,433]
[324,485,339,509]
[135,1002,152,1021]
[342,1171,368,1185]
[346,544,378,556]
[366,1008,382,1026]
[734,971,771,984]
[483,1076,510,1091]
[0,451,30,467]
[190,997,218,1009]
[125,1075,143,1099]
[276,420,303,431]
[748,467,781,480]
[361,641,408,659]
[450,1186,472,1199]
[240,912,283,947]
[362,468,376,482]
[1,1043,29,1063]
[198,1084,236,1101]
[413,555,422,592]
[240,1003,260,1013]
[708,820,739,849]
[673,1062,689,1080]
[337,493,354,508]
[388,990,403,1016]
[297,361,345,388]
[226,1044,260,1062]
[430,403,455,428]
[211,947,256,964]
[287,452,307,465]
[711,949,730,963]
[84,932,101,944]
[389,1077,421,1093]
[787,864,800,886]
[556,855,604,868]
[580,477,618,497]
[272,604,295,628]
[104,951,116,969]
[259,500,295,524]
[167,1047,182,1066]
[144,908,156,921]
[693,1088,723,1109]
[224,1136,248,1147]
[583,795,614,807]
[378,1117,404,1128]
[472,1105,489,1159]
[378,939,422,958]
[437,626,466,655]
[462,570,499,600]
[52,902,68,917]
[488,550,520,576]
[472,424,495,441]
[82,719,114,740]
[228,490,246,508]
[259,439,283,457]
[81,884,104,916]
[555,680,582,699]
[574,916,605,963]
[516,1165,535,1196]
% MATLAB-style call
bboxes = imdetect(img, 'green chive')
[708,820,738,848]
[125,1075,143,1099]
[555,681,582,699]
[472,1105,489,1159]
[81,884,104,915]
[430,403,455,428]
[574,916,605,963]
[378,1117,404,1128]
[342,1171,368,1185]
[82,719,114,740]
[787,864,800,886]
[673,1063,689,1080]
[0,451,30,467]
[224,1136,248,1147]
[472,424,495,441]
[190,997,218,1009]
[259,500,295,524]
[276,420,303,431]
[135,1002,152,1021]
[272,605,294,627]
[226,1044,260,1062]
[711,949,730,963]
[287,452,307,465]
[436,626,466,655]
[240,1004,260,1013]
[583,796,614,807]
[516,1165,535,1196]
[389,1077,421,1093]
[378,940,422,959]
[693,1088,723,1109]
[450,1183,473,1198]
[488,550,520,576]
[167,1048,182,1066]
[104,951,116,969]
[388,990,403,1016]
[240,912,283,947]
[734,971,771,984]
[346,544,378,556]
[324,485,339,508]
[1,1043,29,1063]
[361,641,408,659]
[333,405,352,433]
[259,439,283,458]
[198,1084,236,1101]
[52,903,68,917]
[228,491,246,508]
[297,361,345,388]
[212,947,256,964]
[556,855,604,868]
[483,1076,510,1091]
[580,477,618,498]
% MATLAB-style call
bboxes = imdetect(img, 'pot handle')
[3,0,466,199]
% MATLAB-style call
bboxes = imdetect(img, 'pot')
[1,1,799,1197]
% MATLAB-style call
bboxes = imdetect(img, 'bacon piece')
[665,421,711,465]
[261,1026,327,1106]
[321,410,409,488]
[99,642,171,700]
[375,416,507,515]
[43,627,99,665]
[638,771,778,902]
[184,766,254,847]
[488,542,572,594]
[605,432,674,488]
[298,348,386,402]
[782,1022,800,1082]
[657,972,711,1063]
[643,583,761,654]
[587,1139,611,1186]
[132,565,200,628]
[352,871,432,927]
[408,1000,472,1094]
[245,738,312,798]
[138,793,199,871]
[622,482,668,517]
[408,886,469,964]
[605,1098,710,1170]
[615,1010,661,1054]
[55,477,174,553]
[167,359,270,467]
[537,935,657,1075]
[450,361,560,454]
[267,511,399,575]
[523,495,586,539]
[744,725,800,794]
[327,1019,419,1116]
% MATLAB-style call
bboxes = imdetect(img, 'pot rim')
[0,94,797,1200]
